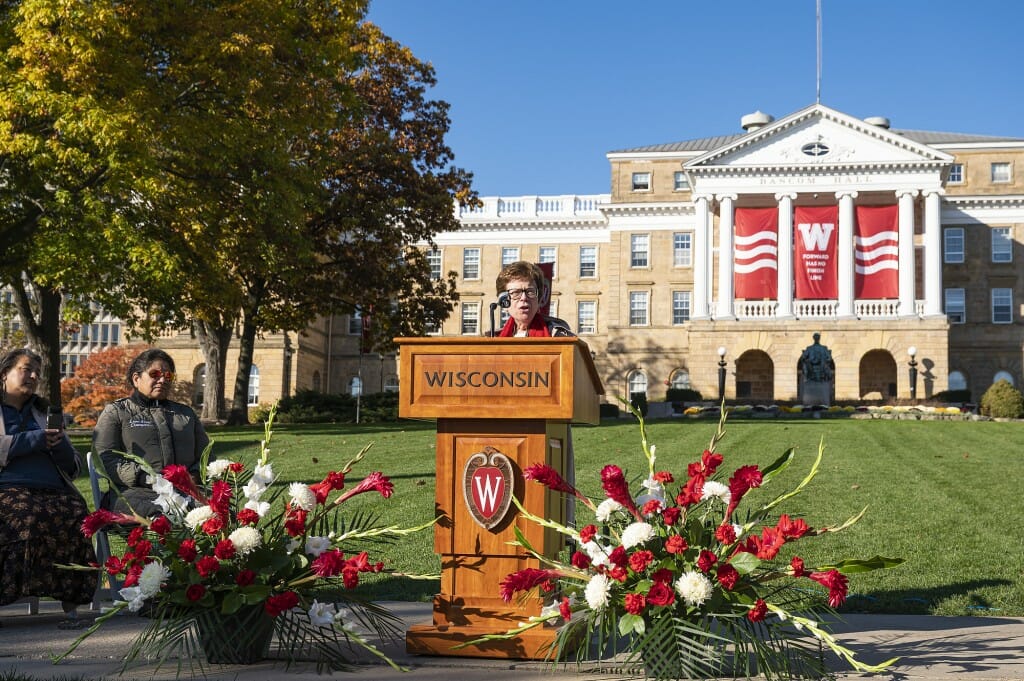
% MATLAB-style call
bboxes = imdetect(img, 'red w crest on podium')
[462,447,514,530]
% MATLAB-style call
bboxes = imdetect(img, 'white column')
[897,189,918,317]
[923,190,943,316]
[692,195,710,319]
[775,193,795,318]
[836,191,858,318]
[716,194,737,320]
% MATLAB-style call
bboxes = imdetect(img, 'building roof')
[610,129,1024,155]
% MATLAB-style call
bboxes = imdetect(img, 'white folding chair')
[86,451,121,608]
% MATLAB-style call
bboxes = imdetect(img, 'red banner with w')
[854,205,898,299]
[794,205,838,300]
[733,207,778,299]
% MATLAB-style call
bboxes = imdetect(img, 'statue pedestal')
[802,380,832,407]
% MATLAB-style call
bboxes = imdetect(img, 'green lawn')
[71,415,1024,617]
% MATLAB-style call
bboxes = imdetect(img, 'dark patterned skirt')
[0,486,98,607]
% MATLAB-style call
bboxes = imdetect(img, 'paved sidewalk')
[2,600,1023,680]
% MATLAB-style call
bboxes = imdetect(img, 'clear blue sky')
[367,1,1024,197]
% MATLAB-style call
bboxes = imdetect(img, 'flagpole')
[816,0,822,103]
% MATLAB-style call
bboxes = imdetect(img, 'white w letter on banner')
[797,223,835,251]
[474,473,503,515]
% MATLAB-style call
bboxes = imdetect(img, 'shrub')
[665,387,703,403]
[930,389,971,404]
[274,389,399,423]
[980,380,1024,418]
[629,391,648,418]
[599,402,620,419]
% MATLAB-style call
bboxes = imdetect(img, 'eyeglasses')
[146,369,176,382]
[506,287,539,301]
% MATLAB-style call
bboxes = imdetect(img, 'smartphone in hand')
[46,408,64,430]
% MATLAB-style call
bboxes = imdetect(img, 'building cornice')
[932,142,1024,151]
[601,202,694,217]
[943,194,1024,208]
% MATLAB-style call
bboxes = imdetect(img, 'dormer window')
[631,172,651,191]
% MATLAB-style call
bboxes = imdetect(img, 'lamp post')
[717,346,727,402]
[908,346,918,402]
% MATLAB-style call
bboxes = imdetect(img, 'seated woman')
[0,349,96,624]
[495,261,574,337]
[94,348,210,518]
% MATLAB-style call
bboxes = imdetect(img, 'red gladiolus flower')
[236,569,257,586]
[214,539,236,560]
[104,555,124,575]
[312,549,346,577]
[228,461,245,474]
[697,550,718,573]
[178,539,198,562]
[265,591,300,617]
[600,465,639,516]
[342,566,359,589]
[715,522,737,544]
[559,596,572,621]
[334,472,394,505]
[499,568,561,603]
[162,464,205,501]
[571,551,591,569]
[579,524,597,543]
[646,581,675,607]
[81,509,137,539]
[608,545,628,568]
[196,555,220,578]
[310,471,347,504]
[676,474,704,508]
[748,598,767,622]
[201,516,224,536]
[127,526,145,547]
[661,506,681,526]
[809,569,849,608]
[210,480,232,516]
[651,568,673,584]
[688,450,723,477]
[629,550,655,573]
[236,508,260,525]
[123,564,142,587]
[756,526,786,560]
[149,515,172,536]
[284,508,307,537]
[624,592,646,615]
[665,535,688,554]
[716,563,740,590]
[131,540,152,560]
[777,514,811,540]
[790,556,806,577]
[726,465,763,518]
[186,584,206,602]
[653,471,674,484]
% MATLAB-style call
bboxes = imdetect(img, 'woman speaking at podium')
[494,261,574,338]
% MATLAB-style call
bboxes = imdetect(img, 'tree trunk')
[9,277,63,404]
[194,318,232,422]
[226,309,258,426]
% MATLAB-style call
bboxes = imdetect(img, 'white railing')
[457,194,609,220]
[855,300,900,318]
[734,301,777,319]
[728,299,924,320]
[793,300,839,318]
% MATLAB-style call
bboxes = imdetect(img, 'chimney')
[740,111,775,132]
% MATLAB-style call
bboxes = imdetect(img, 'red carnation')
[641,499,663,516]
[809,569,849,608]
[651,568,674,584]
[716,563,740,590]
[149,515,172,536]
[697,550,718,573]
[228,461,245,474]
[748,598,767,622]
[609,565,628,582]
[186,584,206,602]
[571,551,591,569]
[236,508,260,525]
[624,592,646,615]
[236,569,257,586]
[201,515,224,536]
[196,555,220,578]
[214,539,236,560]
[646,581,675,607]
[178,539,198,562]
[81,509,137,539]
[715,522,737,544]
[665,535,688,554]
[311,549,346,577]
[661,506,681,526]
[579,524,597,544]
[265,591,300,617]
[629,549,655,573]
[499,568,560,603]
[608,545,628,568]
[524,463,575,494]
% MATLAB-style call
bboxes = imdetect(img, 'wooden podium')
[397,337,603,659]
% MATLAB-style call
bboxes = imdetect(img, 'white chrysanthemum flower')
[675,570,714,606]
[184,505,215,531]
[206,459,232,479]
[584,573,612,610]
[701,480,731,505]
[595,498,624,522]
[243,479,267,501]
[139,562,171,597]
[308,600,338,627]
[583,540,610,568]
[229,526,262,555]
[252,463,275,486]
[620,522,655,549]
[305,536,332,557]
[118,586,147,612]
[289,482,317,510]
[286,538,302,554]
[244,499,271,517]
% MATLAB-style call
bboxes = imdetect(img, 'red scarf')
[497,315,551,337]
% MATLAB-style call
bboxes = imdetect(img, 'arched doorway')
[735,350,774,402]
[859,350,897,400]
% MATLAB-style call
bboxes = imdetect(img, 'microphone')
[489,292,512,337]
[488,301,498,337]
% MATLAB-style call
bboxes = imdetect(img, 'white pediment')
[686,104,953,171]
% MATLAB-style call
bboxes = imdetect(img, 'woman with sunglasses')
[494,261,574,337]
[1,348,96,625]
[94,348,210,517]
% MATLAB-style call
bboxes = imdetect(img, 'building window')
[673,171,690,191]
[348,310,362,335]
[579,246,597,278]
[630,234,649,268]
[538,246,557,278]
[501,247,520,266]
[948,163,963,184]
[349,376,362,396]
[427,248,442,280]
[672,291,691,324]
[627,370,648,397]
[462,247,480,279]
[384,376,399,392]
[992,227,1012,263]
[948,370,967,391]
[673,232,692,267]
[670,370,691,390]
[193,365,206,407]
[548,299,558,318]
[992,288,1013,324]
[629,291,649,326]
[991,162,1011,183]
[944,288,965,324]
[631,172,651,191]
[461,302,480,335]
[424,319,441,335]
[943,227,964,264]
[993,371,1015,387]
[577,301,597,334]
[247,365,260,406]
